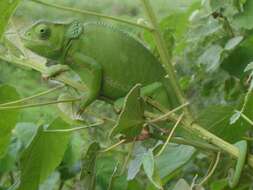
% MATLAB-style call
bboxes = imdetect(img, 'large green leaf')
[18,118,70,190]
[0,0,21,39]
[156,144,195,182]
[197,105,249,143]
[0,85,20,157]
[233,0,253,29]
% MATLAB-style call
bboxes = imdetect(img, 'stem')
[44,121,103,133]
[198,152,221,186]
[0,98,80,110]
[100,139,126,153]
[30,0,154,31]
[0,85,64,106]
[156,113,184,157]
[140,0,187,110]
[146,98,253,168]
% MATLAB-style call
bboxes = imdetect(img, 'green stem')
[30,0,154,31]
[0,98,80,110]
[0,85,64,106]
[146,98,253,168]
[139,0,187,109]
[0,55,87,92]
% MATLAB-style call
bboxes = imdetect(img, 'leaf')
[0,0,21,39]
[18,118,70,190]
[197,105,249,143]
[143,150,163,190]
[229,111,241,124]
[210,179,228,190]
[244,62,253,72]
[127,144,147,180]
[198,45,224,72]
[156,144,195,182]
[172,179,191,190]
[80,142,100,190]
[0,85,20,158]
[234,0,253,29]
[224,36,244,51]
[110,84,144,138]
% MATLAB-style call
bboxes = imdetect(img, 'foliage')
[1,0,253,190]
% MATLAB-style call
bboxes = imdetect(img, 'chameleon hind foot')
[42,64,70,79]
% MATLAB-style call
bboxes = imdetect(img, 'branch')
[30,0,154,31]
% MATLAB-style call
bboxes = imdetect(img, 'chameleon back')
[69,22,167,99]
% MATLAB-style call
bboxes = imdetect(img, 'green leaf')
[197,105,249,143]
[234,0,253,29]
[110,84,144,138]
[80,142,100,190]
[143,150,163,190]
[0,85,20,157]
[224,36,244,51]
[210,179,228,190]
[156,144,195,182]
[18,118,70,190]
[0,0,21,39]
[198,45,224,72]
[172,179,191,190]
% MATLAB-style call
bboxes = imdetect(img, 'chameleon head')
[21,21,66,59]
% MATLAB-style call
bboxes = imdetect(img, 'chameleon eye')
[35,24,51,40]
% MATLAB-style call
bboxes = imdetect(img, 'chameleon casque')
[21,20,178,114]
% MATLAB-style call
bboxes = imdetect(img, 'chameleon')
[21,20,178,113]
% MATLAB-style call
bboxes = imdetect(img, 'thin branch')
[198,152,221,186]
[0,85,64,106]
[100,139,126,153]
[139,0,187,111]
[0,98,81,110]
[30,0,154,31]
[44,121,104,133]
[156,113,184,157]
[148,102,189,123]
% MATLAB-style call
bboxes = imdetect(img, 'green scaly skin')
[21,20,178,112]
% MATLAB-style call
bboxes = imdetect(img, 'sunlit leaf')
[0,85,20,158]
[18,118,70,190]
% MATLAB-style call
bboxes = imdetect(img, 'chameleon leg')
[228,140,247,188]
[42,64,70,79]
[70,53,102,114]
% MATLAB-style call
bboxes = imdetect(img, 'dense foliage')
[1,0,253,190]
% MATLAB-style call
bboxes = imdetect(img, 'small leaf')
[244,62,253,72]
[110,84,144,138]
[234,0,253,29]
[143,150,163,189]
[229,111,241,124]
[198,45,224,72]
[224,36,244,51]
[80,142,100,190]
[18,118,70,190]
[0,85,20,158]
[172,179,191,190]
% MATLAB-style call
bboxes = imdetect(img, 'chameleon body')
[22,21,177,112]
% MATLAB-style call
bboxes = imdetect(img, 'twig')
[0,98,81,110]
[30,0,153,31]
[198,152,221,186]
[156,113,184,157]
[100,139,126,153]
[0,85,64,106]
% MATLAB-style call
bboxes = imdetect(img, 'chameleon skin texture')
[68,22,167,99]
[22,21,177,106]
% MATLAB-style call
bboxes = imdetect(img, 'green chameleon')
[21,20,177,113]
